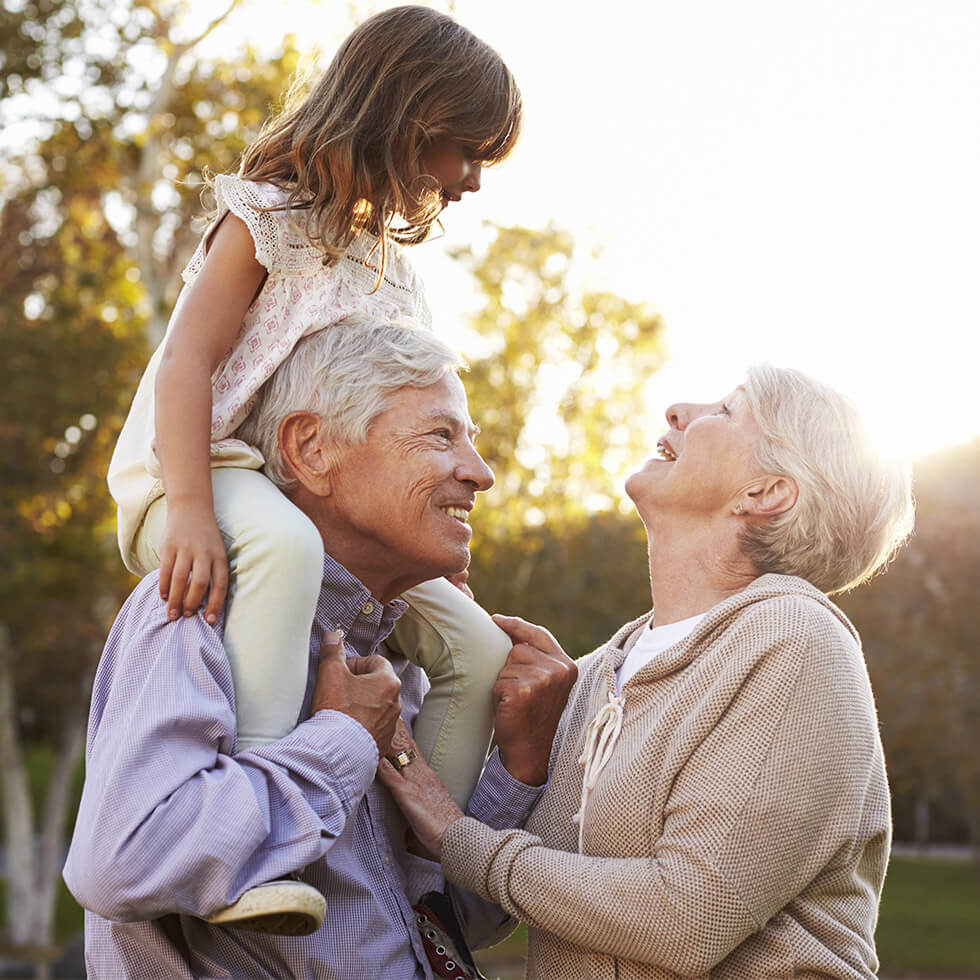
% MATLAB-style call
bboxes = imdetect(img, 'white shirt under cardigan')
[616,613,704,692]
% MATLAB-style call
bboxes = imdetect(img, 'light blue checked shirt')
[64,554,540,979]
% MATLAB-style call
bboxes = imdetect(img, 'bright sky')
[203,0,979,460]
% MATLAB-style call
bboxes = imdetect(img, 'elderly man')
[63,316,576,979]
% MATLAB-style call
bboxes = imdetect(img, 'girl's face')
[421,138,482,208]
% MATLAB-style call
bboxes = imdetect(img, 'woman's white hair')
[740,364,914,595]
[235,313,465,490]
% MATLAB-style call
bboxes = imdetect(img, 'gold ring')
[386,749,417,771]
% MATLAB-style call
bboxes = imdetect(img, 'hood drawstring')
[574,690,625,854]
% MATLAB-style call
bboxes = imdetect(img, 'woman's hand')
[159,503,229,626]
[489,614,578,786]
[376,720,465,860]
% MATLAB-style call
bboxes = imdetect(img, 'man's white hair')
[740,364,914,595]
[235,313,465,490]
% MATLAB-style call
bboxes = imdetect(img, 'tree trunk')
[35,707,87,947]
[0,623,38,948]
[913,793,930,845]
[0,625,89,977]
[132,0,244,347]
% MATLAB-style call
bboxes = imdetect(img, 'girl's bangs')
[465,82,523,164]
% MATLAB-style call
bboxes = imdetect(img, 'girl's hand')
[376,719,465,860]
[159,504,229,626]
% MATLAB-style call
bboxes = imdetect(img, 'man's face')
[323,374,494,601]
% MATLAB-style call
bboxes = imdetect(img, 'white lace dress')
[109,174,431,572]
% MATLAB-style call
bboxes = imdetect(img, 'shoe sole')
[206,882,326,936]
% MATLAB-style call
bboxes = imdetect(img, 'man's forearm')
[65,710,377,921]
[63,604,378,922]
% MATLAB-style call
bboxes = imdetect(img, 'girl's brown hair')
[238,5,522,278]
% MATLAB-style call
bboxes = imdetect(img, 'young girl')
[108,5,521,934]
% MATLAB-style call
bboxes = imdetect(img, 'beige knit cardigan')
[445,574,889,979]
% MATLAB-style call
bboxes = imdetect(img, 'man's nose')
[457,443,494,491]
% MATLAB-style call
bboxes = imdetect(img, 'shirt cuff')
[253,709,379,821]
[466,747,545,830]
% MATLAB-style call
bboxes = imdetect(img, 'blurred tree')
[458,225,666,654]
[0,0,305,967]
[0,176,147,963]
[839,438,980,849]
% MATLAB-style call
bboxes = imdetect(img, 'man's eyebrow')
[422,410,480,437]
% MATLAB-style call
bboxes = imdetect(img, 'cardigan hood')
[602,572,860,684]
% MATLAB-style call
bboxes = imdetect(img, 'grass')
[473,922,527,979]
[2,854,977,977]
[473,855,980,980]
[876,855,980,977]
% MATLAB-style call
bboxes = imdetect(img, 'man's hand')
[312,631,402,756]
[490,614,578,786]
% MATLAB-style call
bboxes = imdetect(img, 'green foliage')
[0,181,148,739]
[454,224,665,647]
[0,0,302,740]
[457,225,666,539]
[470,510,652,659]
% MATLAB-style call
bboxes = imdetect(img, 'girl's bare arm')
[154,214,268,624]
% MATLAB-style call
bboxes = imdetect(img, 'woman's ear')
[278,412,334,495]
[744,474,798,517]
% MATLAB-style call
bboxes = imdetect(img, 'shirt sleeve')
[63,580,378,923]
[466,748,545,829]
[439,604,885,975]
[449,748,547,950]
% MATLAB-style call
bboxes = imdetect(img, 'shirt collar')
[313,552,408,657]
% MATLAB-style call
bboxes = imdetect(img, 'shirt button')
[362,602,374,615]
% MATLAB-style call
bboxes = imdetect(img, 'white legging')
[134,467,512,807]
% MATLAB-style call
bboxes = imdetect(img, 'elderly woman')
[379,365,913,980]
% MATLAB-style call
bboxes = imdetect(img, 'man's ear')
[278,411,335,495]
[743,474,798,517]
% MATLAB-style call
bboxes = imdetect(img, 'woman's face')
[626,387,765,522]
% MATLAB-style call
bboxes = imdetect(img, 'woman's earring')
[734,503,743,515]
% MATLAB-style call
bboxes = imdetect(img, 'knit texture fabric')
[443,574,890,979]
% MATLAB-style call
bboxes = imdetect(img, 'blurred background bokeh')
[1,1,977,976]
